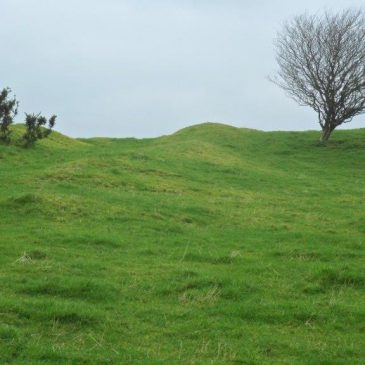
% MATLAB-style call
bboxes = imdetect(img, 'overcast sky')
[1,0,365,138]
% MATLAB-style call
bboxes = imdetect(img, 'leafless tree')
[272,9,365,142]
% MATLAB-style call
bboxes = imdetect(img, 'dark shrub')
[0,88,18,144]
[23,113,57,147]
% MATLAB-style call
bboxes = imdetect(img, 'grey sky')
[2,0,365,138]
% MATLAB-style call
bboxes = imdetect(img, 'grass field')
[0,123,364,364]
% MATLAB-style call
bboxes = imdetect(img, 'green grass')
[0,122,364,364]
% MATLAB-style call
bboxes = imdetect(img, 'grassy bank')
[0,123,364,364]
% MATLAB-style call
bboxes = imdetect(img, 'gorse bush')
[0,86,57,146]
[23,113,57,147]
[0,88,18,144]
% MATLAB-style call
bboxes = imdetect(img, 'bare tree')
[272,9,365,142]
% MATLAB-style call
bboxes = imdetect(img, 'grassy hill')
[0,123,364,364]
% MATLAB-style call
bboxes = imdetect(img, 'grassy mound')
[0,123,364,364]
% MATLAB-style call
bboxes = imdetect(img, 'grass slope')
[0,123,364,365]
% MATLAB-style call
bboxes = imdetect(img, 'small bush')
[23,113,57,147]
[0,87,18,144]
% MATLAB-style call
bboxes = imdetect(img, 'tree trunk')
[320,125,334,143]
